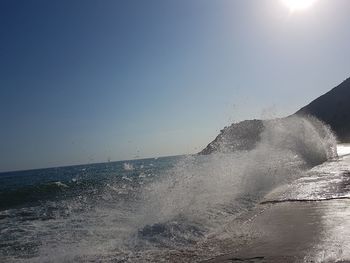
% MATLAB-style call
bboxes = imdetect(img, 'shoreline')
[204,199,350,263]
[203,153,350,263]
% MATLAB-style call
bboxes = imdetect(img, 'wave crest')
[136,116,337,247]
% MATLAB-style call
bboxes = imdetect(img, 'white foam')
[27,116,337,262]
[123,162,134,171]
[137,116,337,232]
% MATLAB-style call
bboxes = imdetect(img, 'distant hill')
[296,77,350,142]
[199,77,350,154]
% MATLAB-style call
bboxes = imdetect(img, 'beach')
[205,152,350,263]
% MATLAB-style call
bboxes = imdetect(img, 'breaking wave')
[133,117,337,248]
[2,116,337,262]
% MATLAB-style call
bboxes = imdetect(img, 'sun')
[281,0,317,12]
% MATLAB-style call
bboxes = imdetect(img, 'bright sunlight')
[282,0,318,12]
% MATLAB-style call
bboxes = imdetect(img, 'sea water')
[0,116,338,262]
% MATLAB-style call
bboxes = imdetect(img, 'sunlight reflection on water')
[337,144,350,157]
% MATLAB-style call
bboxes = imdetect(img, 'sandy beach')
[204,154,350,263]
[205,200,350,263]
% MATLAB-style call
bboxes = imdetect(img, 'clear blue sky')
[1,0,350,172]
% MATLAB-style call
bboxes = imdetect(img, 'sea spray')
[2,116,337,262]
[134,116,337,248]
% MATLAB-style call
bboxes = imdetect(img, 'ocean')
[0,116,343,262]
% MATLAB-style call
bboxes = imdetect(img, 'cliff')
[296,77,350,142]
[200,77,350,155]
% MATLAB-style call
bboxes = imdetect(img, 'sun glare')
[282,0,317,12]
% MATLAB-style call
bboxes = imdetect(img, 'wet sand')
[204,199,350,263]
[202,148,350,263]
[139,149,350,263]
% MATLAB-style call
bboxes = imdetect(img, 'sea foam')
[23,116,337,262]
[134,116,337,247]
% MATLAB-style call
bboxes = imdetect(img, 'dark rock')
[199,119,264,155]
[200,77,350,155]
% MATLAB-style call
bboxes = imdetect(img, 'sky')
[1,0,350,172]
